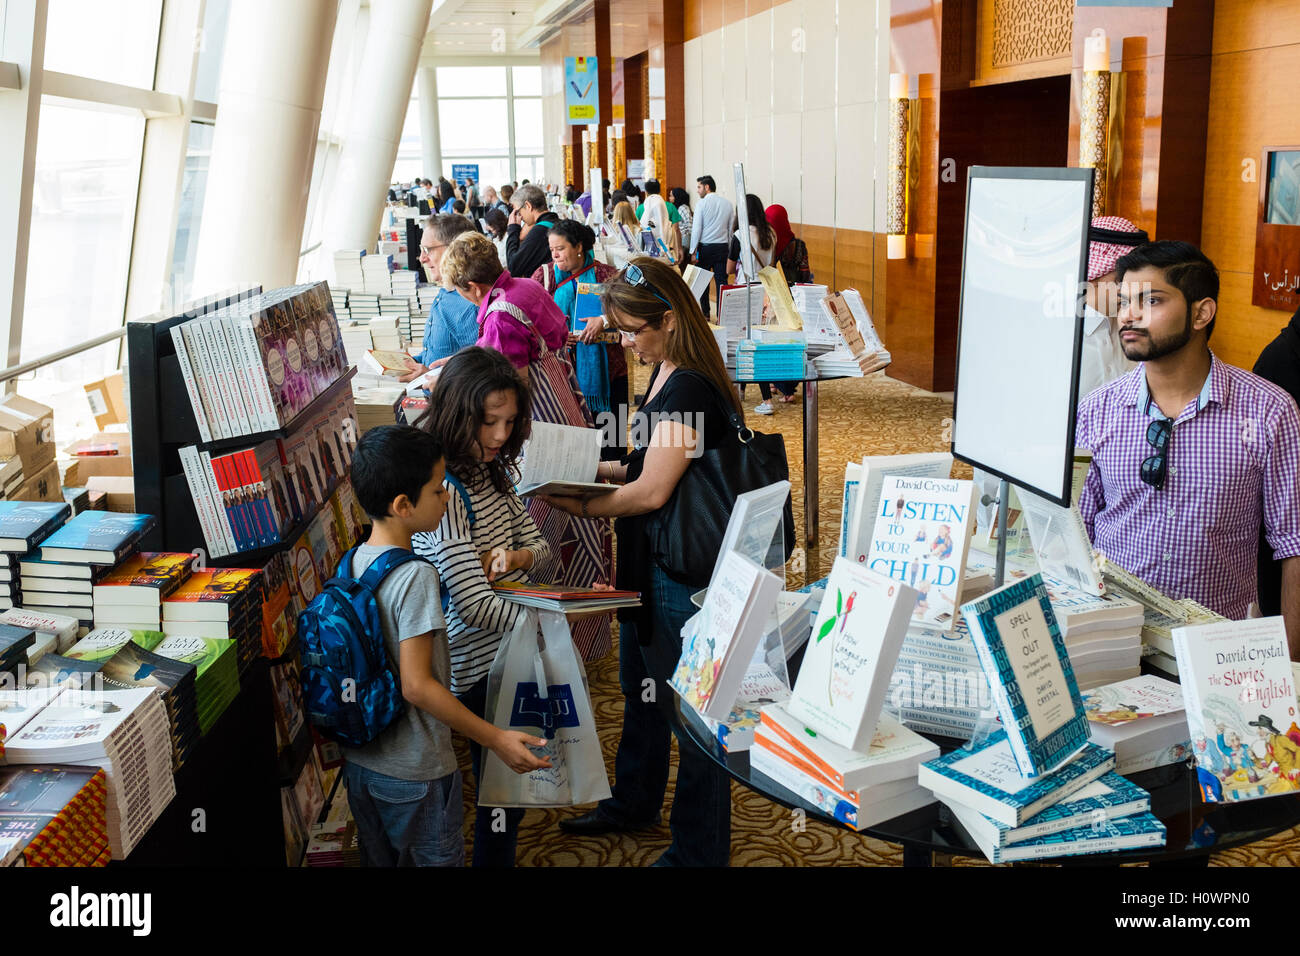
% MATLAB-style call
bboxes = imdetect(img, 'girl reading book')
[413,347,553,868]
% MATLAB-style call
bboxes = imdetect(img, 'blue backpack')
[298,546,428,747]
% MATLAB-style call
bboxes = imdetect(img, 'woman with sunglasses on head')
[544,256,742,867]
[440,231,615,662]
[532,219,629,461]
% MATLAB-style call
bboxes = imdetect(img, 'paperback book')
[787,556,917,751]
[865,473,974,631]
[961,573,1089,777]
[38,511,156,565]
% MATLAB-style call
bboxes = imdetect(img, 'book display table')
[675,699,1300,867]
[727,372,848,578]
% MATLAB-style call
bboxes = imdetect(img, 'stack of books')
[26,512,157,628]
[0,457,22,501]
[391,269,418,298]
[747,557,938,828]
[1041,575,1143,689]
[754,704,939,830]
[3,686,176,860]
[1082,675,1190,775]
[379,295,410,326]
[1,608,80,655]
[348,293,380,321]
[885,617,995,740]
[329,287,349,317]
[0,765,111,867]
[735,340,807,381]
[818,290,891,375]
[920,574,1165,863]
[152,634,240,736]
[305,818,360,868]
[1139,598,1223,678]
[97,641,200,770]
[369,316,403,351]
[161,568,264,676]
[91,553,194,632]
[170,282,347,443]
[340,322,374,366]
[0,500,73,611]
[0,621,35,677]
[361,254,393,295]
[332,250,365,290]
[352,381,404,434]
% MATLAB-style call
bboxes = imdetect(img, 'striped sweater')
[412,464,551,694]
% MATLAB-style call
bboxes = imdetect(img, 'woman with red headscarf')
[757,203,814,409]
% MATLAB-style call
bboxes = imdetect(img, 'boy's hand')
[493,730,552,773]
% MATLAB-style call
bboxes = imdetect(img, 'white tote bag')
[478,609,612,808]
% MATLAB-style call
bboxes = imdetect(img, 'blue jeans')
[598,564,732,866]
[343,761,464,867]
[458,674,526,867]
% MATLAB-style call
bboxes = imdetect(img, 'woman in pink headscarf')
[760,204,814,407]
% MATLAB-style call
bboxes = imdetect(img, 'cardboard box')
[86,475,135,512]
[84,371,128,430]
[0,395,55,472]
[12,459,61,503]
[63,454,133,486]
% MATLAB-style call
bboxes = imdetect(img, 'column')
[192,0,339,295]
[321,0,434,261]
[0,0,48,370]
[418,65,440,181]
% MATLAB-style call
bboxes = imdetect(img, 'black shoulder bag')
[646,372,796,587]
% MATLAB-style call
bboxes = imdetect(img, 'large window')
[171,122,215,299]
[43,0,163,88]
[394,64,543,190]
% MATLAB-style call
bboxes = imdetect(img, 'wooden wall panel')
[975,0,1072,86]
[683,0,704,42]
[1201,6,1300,372]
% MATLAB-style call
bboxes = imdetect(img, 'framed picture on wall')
[1253,146,1300,312]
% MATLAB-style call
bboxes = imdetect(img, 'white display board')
[951,167,1093,506]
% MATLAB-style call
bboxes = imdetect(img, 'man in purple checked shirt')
[1075,240,1300,658]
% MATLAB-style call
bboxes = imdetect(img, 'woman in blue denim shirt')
[399,215,481,384]
[542,256,742,866]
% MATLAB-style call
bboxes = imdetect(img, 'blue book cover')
[982,812,1165,863]
[39,511,157,562]
[956,771,1151,851]
[960,572,1088,777]
[0,501,72,552]
[918,729,1114,827]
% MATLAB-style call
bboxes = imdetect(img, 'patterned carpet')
[454,368,1300,867]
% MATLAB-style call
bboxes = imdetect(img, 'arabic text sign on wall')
[565,56,599,125]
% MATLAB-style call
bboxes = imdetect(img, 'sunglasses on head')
[623,264,673,310]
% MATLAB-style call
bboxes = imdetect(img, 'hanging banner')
[565,56,600,125]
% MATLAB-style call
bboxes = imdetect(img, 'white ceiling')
[423,0,593,55]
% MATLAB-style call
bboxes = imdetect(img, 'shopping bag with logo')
[478,608,612,808]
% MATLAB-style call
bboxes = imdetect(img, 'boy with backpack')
[311,425,549,866]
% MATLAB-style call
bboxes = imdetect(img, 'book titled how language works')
[787,556,916,751]
[962,574,1089,777]
[1172,616,1300,804]
[866,475,974,632]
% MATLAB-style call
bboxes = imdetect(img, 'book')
[950,801,1165,863]
[91,552,194,607]
[0,683,67,745]
[0,501,72,553]
[489,581,640,613]
[749,743,936,832]
[64,627,165,663]
[838,462,862,559]
[1016,488,1105,596]
[961,573,1089,777]
[669,551,782,721]
[846,454,953,566]
[945,771,1151,857]
[918,730,1115,827]
[787,556,917,750]
[362,348,413,378]
[162,568,263,622]
[757,702,938,791]
[708,480,791,591]
[38,512,156,565]
[98,642,200,770]
[865,473,974,631]
[516,421,612,498]
[1171,616,1299,803]
[1082,675,1189,774]
[696,657,790,753]
[0,765,110,867]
